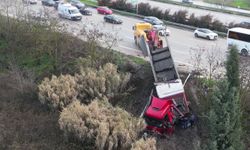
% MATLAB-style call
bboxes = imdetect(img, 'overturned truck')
[133,23,195,135]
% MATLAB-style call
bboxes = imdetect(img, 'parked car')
[70,0,85,9]
[143,16,163,25]
[22,0,37,4]
[153,25,170,36]
[194,28,218,40]
[182,0,193,4]
[97,6,112,15]
[79,7,92,15]
[41,0,55,6]
[58,3,82,21]
[104,15,122,24]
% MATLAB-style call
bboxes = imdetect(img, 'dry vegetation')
[59,100,145,150]
[131,138,157,150]
[75,63,131,103]
[38,75,78,110]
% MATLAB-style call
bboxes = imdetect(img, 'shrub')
[198,14,213,28]
[111,0,127,11]
[38,74,78,110]
[172,10,188,24]
[163,9,172,21]
[150,7,163,19]
[75,63,131,103]
[211,19,226,32]
[138,3,151,16]
[59,100,145,150]
[98,0,111,6]
[131,138,157,150]
[188,13,199,26]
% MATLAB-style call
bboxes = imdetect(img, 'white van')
[58,3,82,21]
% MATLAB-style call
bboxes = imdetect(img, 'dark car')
[182,0,193,4]
[104,15,122,24]
[79,7,92,15]
[143,16,163,25]
[70,0,85,9]
[41,0,55,6]
[239,21,250,29]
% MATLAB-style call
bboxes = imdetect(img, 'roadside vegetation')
[205,0,250,10]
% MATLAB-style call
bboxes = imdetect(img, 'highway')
[0,0,228,70]
[141,0,249,24]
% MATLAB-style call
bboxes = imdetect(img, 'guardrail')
[85,4,227,37]
[152,0,250,18]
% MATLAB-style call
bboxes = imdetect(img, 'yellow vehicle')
[133,22,152,45]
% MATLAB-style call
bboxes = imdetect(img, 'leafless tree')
[205,46,225,79]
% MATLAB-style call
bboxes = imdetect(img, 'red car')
[97,6,112,15]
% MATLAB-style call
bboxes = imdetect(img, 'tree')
[207,81,244,150]
[226,46,240,89]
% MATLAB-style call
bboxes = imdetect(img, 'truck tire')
[241,49,248,56]
[194,33,198,37]
[134,36,137,45]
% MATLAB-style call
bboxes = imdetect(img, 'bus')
[227,27,250,56]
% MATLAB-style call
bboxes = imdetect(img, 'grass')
[80,0,97,6]
[204,0,250,10]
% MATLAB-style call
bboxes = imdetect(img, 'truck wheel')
[241,49,248,56]
[195,33,198,37]
[134,36,137,45]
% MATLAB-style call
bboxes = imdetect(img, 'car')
[194,28,218,40]
[22,0,37,4]
[104,15,122,24]
[153,25,170,36]
[41,0,56,6]
[97,6,112,15]
[239,21,250,29]
[143,16,163,25]
[79,7,92,15]
[70,0,85,9]
[182,0,193,4]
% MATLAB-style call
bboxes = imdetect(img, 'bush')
[150,7,163,19]
[211,19,226,32]
[198,14,213,28]
[188,13,199,26]
[38,74,78,110]
[172,10,188,24]
[138,3,151,16]
[75,63,131,103]
[98,0,111,6]
[163,9,172,21]
[59,100,145,150]
[131,138,157,150]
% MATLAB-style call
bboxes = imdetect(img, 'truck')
[133,22,195,135]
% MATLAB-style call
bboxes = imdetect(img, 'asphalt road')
[0,0,228,70]
[141,0,249,24]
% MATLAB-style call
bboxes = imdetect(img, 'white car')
[153,25,170,36]
[194,28,218,40]
[22,0,37,4]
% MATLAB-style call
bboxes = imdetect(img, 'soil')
[0,74,84,150]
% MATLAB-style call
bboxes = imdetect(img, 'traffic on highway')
[12,0,229,68]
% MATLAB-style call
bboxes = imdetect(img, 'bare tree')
[205,46,225,79]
